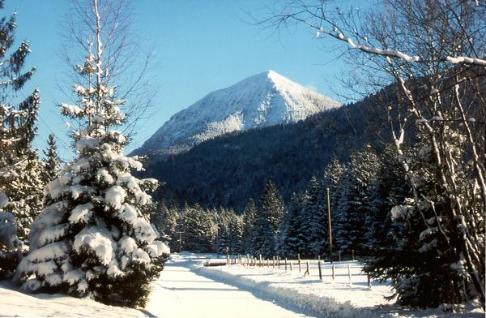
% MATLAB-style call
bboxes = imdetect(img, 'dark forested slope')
[142,88,400,211]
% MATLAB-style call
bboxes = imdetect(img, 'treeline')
[152,144,409,261]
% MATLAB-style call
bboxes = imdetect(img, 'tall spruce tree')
[0,0,43,243]
[364,145,409,251]
[215,208,230,254]
[334,146,380,254]
[323,158,345,218]
[365,125,482,307]
[179,204,215,252]
[242,199,256,254]
[42,134,61,183]
[278,192,305,258]
[299,176,326,257]
[15,2,168,307]
[150,200,178,250]
[227,211,243,254]
[322,158,345,257]
[252,180,283,257]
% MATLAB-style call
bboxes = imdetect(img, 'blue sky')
[5,0,364,159]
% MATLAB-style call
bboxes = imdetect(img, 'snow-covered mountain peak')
[134,71,341,155]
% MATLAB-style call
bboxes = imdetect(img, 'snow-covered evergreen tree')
[366,123,482,307]
[0,2,43,243]
[215,208,230,253]
[42,134,61,184]
[300,176,326,257]
[242,199,256,254]
[0,193,21,279]
[227,212,243,254]
[252,181,283,257]
[150,201,178,250]
[278,193,305,258]
[322,158,345,217]
[322,158,345,257]
[15,5,168,305]
[334,146,380,253]
[363,145,409,251]
[179,204,215,252]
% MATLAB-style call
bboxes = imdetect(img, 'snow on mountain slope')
[135,70,341,155]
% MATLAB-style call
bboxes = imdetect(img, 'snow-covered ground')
[1,253,484,317]
[193,254,484,318]
[0,281,145,317]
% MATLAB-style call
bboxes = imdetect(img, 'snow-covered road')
[3,254,483,317]
[146,255,313,318]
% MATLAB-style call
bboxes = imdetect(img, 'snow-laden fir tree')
[227,212,243,254]
[334,146,380,254]
[363,145,409,251]
[15,9,169,306]
[366,121,484,307]
[178,204,215,252]
[215,208,230,253]
[150,201,178,250]
[322,158,345,217]
[42,134,61,184]
[241,198,256,254]
[0,1,43,243]
[252,181,283,257]
[216,209,243,254]
[299,176,327,257]
[322,158,345,257]
[278,193,305,258]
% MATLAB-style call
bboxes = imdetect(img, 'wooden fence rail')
[219,253,372,288]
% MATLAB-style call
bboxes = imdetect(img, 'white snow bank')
[0,282,145,317]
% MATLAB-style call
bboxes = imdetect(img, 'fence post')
[367,274,371,289]
[290,261,293,271]
[318,260,322,281]
[347,264,352,285]
[352,249,355,261]
[285,258,288,272]
[338,251,341,262]
[332,263,335,280]
[298,254,301,272]
[259,254,262,267]
[272,256,275,269]
[304,261,310,277]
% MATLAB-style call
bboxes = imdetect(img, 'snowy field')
[0,253,484,317]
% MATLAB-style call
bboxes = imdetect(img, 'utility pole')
[327,187,333,262]
[175,231,184,253]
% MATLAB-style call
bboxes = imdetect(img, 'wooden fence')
[212,253,372,288]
